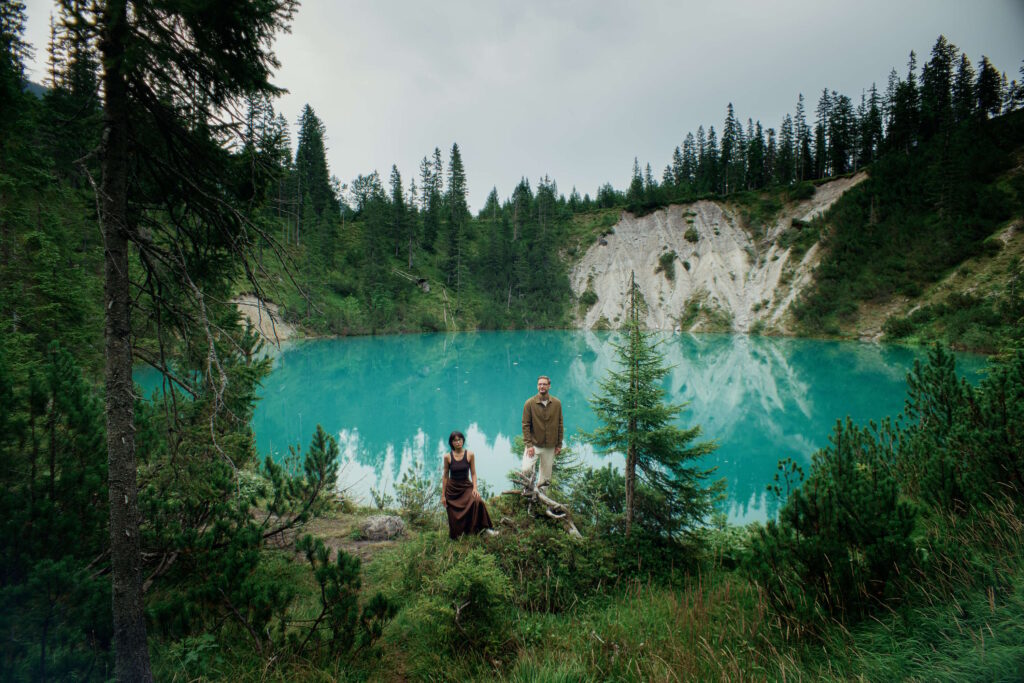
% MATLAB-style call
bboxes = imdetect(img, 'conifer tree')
[887,52,920,153]
[857,85,883,166]
[681,133,697,189]
[746,120,766,189]
[0,1,29,112]
[976,55,1003,118]
[446,143,469,304]
[952,53,976,123]
[794,93,813,181]
[295,104,337,226]
[670,145,684,187]
[919,35,957,137]
[814,89,832,177]
[587,273,718,538]
[626,157,643,207]
[389,164,412,264]
[764,126,777,186]
[65,0,299,678]
[705,126,720,193]
[777,113,795,184]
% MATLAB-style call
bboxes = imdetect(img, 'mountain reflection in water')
[248,331,985,524]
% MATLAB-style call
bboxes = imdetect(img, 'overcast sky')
[20,0,1024,211]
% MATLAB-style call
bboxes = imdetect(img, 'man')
[521,375,563,489]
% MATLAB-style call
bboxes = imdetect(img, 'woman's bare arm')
[469,452,480,499]
[441,454,450,507]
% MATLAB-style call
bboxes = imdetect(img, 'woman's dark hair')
[448,430,466,449]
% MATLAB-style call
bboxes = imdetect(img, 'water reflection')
[250,331,986,524]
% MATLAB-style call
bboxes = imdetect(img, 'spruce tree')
[626,157,643,207]
[952,53,976,123]
[777,113,795,184]
[65,0,299,678]
[446,143,469,306]
[976,56,1003,118]
[919,35,957,137]
[295,105,335,213]
[587,273,718,538]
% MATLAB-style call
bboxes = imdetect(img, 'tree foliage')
[587,273,719,540]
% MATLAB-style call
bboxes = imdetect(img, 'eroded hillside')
[570,174,866,332]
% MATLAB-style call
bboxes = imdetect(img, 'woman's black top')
[449,452,471,480]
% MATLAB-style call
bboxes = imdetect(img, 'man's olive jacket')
[522,394,563,448]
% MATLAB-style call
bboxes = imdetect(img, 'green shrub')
[899,346,1024,512]
[685,227,699,243]
[982,235,1003,255]
[882,315,915,339]
[656,251,676,281]
[398,548,512,656]
[746,418,917,628]
[788,182,815,201]
[395,459,440,528]
[579,289,598,309]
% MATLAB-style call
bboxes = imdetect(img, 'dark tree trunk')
[625,442,636,537]
[100,1,154,679]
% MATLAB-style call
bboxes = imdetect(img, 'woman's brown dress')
[445,452,493,539]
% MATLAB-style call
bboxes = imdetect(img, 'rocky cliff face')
[570,174,866,332]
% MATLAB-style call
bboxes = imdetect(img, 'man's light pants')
[521,445,556,487]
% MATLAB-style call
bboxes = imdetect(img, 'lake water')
[248,331,987,524]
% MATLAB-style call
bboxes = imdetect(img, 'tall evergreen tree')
[670,145,684,187]
[952,53,976,123]
[705,126,720,193]
[976,56,1003,118]
[0,1,29,111]
[681,132,697,190]
[746,120,766,189]
[919,35,957,137]
[587,273,718,538]
[887,52,921,153]
[857,85,883,166]
[626,157,644,207]
[776,113,795,185]
[445,143,469,305]
[389,164,413,265]
[418,154,440,252]
[794,94,813,181]
[827,92,855,175]
[294,104,337,226]
[66,1,298,678]
[764,126,777,187]
[814,89,832,178]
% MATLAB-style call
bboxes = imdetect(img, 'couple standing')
[441,375,564,539]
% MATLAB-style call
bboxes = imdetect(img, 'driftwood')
[501,472,582,538]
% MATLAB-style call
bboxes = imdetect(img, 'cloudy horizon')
[19,0,1024,211]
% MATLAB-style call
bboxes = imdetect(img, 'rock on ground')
[360,515,405,541]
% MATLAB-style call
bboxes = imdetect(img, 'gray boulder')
[360,515,405,541]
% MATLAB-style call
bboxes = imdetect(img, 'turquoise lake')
[247,331,987,524]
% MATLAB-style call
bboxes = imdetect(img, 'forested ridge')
[3,1,1024,679]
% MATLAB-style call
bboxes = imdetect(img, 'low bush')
[656,251,676,281]
[745,418,917,629]
[395,460,440,528]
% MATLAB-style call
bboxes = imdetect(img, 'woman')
[441,430,494,539]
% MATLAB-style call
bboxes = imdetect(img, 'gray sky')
[20,0,1024,212]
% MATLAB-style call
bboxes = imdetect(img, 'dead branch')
[502,472,582,538]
